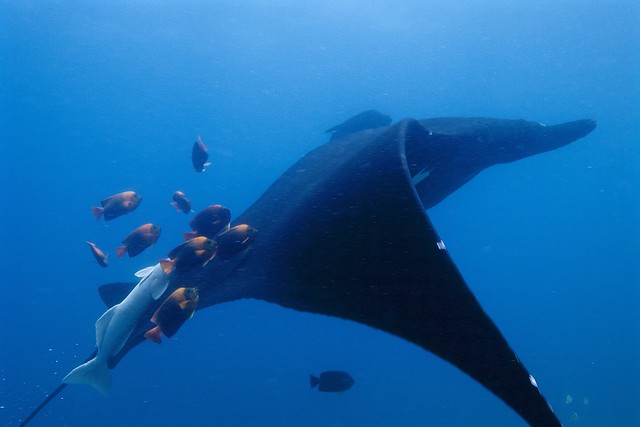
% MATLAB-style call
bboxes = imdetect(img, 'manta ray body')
[22,114,597,427]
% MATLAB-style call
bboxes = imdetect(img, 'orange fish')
[116,223,161,258]
[160,236,217,275]
[86,241,108,267]
[192,135,212,172]
[171,191,193,214]
[91,191,142,221]
[144,287,199,344]
[183,204,231,240]
[215,224,257,260]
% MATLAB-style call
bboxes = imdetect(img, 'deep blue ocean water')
[1,1,638,426]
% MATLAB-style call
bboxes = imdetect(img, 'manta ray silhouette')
[20,114,596,427]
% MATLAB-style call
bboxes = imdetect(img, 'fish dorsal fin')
[95,306,118,347]
[135,266,155,278]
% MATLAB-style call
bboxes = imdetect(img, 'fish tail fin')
[309,375,320,389]
[116,246,127,258]
[63,357,111,396]
[159,259,175,275]
[182,231,198,241]
[91,206,104,221]
[144,326,162,344]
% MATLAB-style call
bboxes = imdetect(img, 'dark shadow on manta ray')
[23,114,596,426]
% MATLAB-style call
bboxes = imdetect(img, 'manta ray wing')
[206,119,561,426]
[414,117,597,208]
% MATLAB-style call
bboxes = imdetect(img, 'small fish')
[116,223,161,258]
[91,191,142,221]
[171,191,193,214]
[160,236,217,275]
[215,224,257,260]
[192,135,212,172]
[144,287,199,344]
[310,371,355,392]
[86,241,108,267]
[183,204,231,240]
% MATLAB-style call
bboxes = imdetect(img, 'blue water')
[1,1,638,426]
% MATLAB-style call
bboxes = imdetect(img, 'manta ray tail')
[63,358,112,397]
[19,349,97,426]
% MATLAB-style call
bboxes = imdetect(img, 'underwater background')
[1,1,638,426]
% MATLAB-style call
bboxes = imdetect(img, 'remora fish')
[325,109,392,141]
[62,264,170,395]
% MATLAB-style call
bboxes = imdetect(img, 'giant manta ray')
[21,113,596,427]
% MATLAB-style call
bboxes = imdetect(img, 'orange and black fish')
[192,135,211,172]
[183,204,231,240]
[215,224,257,260]
[160,236,217,275]
[91,191,142,221]
[86,241,108,267]
[144,287,199,344]
[171,191,193,214]
[116,223,161,258]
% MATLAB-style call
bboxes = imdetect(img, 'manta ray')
[20,113,596,427]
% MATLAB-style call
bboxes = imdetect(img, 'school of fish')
[66,136,258,395]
